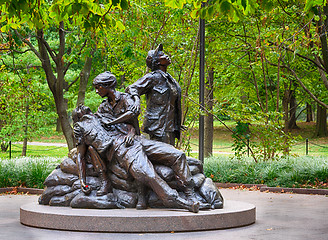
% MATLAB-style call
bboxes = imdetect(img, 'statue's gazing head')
[146,44,170,71]
[93,71,117,89]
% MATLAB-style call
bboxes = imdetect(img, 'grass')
[204,155,328,189]
[186,121,328,157]
[0,144,68,159]
[0,157,62,189]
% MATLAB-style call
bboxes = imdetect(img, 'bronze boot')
[184,186,211,210]
[136,182,147,210]
[97,171,111,196]
[174,196,200,213]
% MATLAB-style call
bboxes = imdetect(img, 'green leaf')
[241,0,247,10]
[207,5,215,18]
[0,24,9,32]
[200,7,206,19]
[314,15,320,21]
[304,0,323,12]
[116,20,125,30]
[111,18,116,27]
[165,0,186,9]
[190,9,199,19]
[112,0,120,6]
[220,1,231,15]
[104,14,112,27]
[120,0,129,10]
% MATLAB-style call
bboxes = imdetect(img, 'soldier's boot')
[136,182,147,210]
[174,195,200,213]
[96,171,112,196]
[184,186,211,210]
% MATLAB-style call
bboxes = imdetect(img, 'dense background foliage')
[0,0,327,160]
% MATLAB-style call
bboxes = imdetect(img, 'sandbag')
[38,185,73,205]
[70,192,121,209]
[199,178,223,208]
[189,165,201,175]
[49,189,82,207]
[147,191,163,208]
[113,189,137,208]
[43,168,79,187]
[192,173,206,188]
[186,157,203,173]
[71,176,101,191]
[60,158,78,175]
[154,165,174,182]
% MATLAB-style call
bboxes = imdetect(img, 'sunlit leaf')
[116,20,125,30]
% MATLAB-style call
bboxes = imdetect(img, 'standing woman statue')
[126,44,183,146]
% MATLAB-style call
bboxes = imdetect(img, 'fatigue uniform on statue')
[73,71,202,211]
[126,44,183,146]
[72,104,200,212]
[38,71,223,212]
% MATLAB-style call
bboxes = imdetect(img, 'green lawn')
[0,144,68,159]
[185,121,328,158]
[1,121,327,159]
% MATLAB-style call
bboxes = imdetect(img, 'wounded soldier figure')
[72,104,202,213]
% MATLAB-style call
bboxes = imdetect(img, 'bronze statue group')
[39,45,223,213]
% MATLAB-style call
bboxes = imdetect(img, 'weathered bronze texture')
[126,44,182,145]
[39,70,223,213]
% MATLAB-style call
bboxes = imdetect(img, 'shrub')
[204,155,328,188]
[0,157,62,189]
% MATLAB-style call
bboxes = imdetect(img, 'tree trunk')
[55,88,75,150]
[37,27,75,150]
[282,84,289,132]
[204,68,214,158]
[56,118,62,132]
[76,55,93,106]
[22,102,29,156]
[287,90,299,129]
[314,103,328,137]
[306,102,313,122]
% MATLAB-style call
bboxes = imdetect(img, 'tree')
[315,103,328,137]
[0,65,56,155]
[204,68,214,157]
[0,0,128,150]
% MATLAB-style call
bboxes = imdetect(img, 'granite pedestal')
[20,200,255,232]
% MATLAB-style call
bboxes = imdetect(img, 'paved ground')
[1,188,327,240]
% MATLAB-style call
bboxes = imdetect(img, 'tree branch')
[268,40,326,72]
[63,39,88,74]
[38,30,57,64]
[314,54,328,91]
[276,63,328,109]
[13,30,42,60]
[0,48,33,54]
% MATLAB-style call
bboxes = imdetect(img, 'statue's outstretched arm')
[105,110,136,126]
[76,142,91,195]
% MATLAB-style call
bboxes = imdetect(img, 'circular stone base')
[20,200,255,232]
